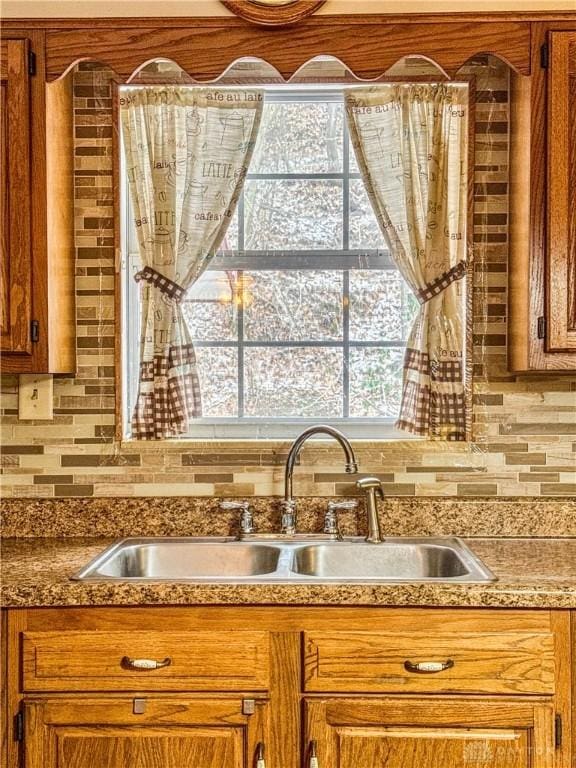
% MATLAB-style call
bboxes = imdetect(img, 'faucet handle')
[324,500,357,538]
[219,500,255,536]
[356,476,384,499]
[327,500,358,512]
[219,500,251,511]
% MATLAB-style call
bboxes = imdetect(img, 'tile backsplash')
[1,57,575,499]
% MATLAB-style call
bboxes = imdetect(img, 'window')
[123,89,419,439]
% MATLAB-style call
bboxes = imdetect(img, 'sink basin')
[292,541,476,580]
[72,538,281,580]
[71,536,496,583]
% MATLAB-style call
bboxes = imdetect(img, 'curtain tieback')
[416,260,466,304]
[134,266,186,303]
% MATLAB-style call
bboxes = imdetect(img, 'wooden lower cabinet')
[23,696,269,768]
[305,697,555,768]
[3,606,572,768]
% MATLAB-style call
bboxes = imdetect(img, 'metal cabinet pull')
[255,741,266,768]
[121,656,172,671]
[309,739,319,768]
[404,659,454,674]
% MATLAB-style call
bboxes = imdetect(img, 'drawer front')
[23,630,270,692]
[303,630,555,695]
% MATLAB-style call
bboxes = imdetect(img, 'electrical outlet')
[18,375,54,420]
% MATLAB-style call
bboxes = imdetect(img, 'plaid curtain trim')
[396,381,466,441]
[132,344,202,440]
[416,260,466,304]
[404,348,462,383]
[135,265,186,303]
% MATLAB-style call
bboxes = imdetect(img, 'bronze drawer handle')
[121,656,172,671]
[404,659,454,674]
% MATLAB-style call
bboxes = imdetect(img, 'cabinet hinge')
[540,42,549,69]
[537,316,546,340]
[555,714,563,749]
[30,320,39,343]
[14,711,24,742]
[28,50,36,76]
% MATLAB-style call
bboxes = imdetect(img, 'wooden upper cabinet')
[305,698,555,768]
[509,22,576,372]
[24,696,270,768]
[0,38,33,358]
[547,31,576,352]
[0,30,75,375]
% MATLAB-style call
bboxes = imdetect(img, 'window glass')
[243,270,343,342]
[125,90,420,438]
[250,101,344,174]
[244,179,344,251]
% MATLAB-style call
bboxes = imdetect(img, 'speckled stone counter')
[2,537,575,609]
[2,496,576,538]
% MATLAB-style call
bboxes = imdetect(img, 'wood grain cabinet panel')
[0,29,76,374]
[2,607,572,768]
[509,22,576,371]
[547,30,576,352]
[304,629,555,695]
[0,38,32,358]
[24,696,269,768]
[22,630,270,692]
[305,698,555,768]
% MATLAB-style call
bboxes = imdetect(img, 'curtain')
[345,83,469,440]
[121,86,263,439]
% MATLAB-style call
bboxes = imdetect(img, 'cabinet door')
[547,31,576,352]
[0,38,32,356]
[305,698,555,768]
[24,696,269,768]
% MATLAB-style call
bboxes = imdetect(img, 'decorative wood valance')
[40,18,532,82]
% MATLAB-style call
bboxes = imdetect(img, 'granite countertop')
[2,536,576,609]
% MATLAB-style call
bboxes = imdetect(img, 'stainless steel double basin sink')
[72,536,496,584]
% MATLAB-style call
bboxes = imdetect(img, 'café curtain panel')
[345,83,469,440]
[121,86,263,439]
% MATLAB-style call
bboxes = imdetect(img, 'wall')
[1,55,575,500]
[3,0,576,17]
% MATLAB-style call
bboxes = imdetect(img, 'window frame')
[120,83,473,442]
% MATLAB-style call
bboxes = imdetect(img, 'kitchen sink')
[71,536,496,583]
[72,539,282,580]
[292,541,478,580]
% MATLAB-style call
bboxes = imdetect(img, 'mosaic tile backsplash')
[0,57,575,499]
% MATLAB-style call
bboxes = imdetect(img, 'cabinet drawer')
[22,630,270,692]
[303,629,555,695]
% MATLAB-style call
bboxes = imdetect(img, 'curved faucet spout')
[281,426,358,535]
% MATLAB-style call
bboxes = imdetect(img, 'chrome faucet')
[280,425,359,536]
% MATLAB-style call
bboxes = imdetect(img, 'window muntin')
[124,89,419,439]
